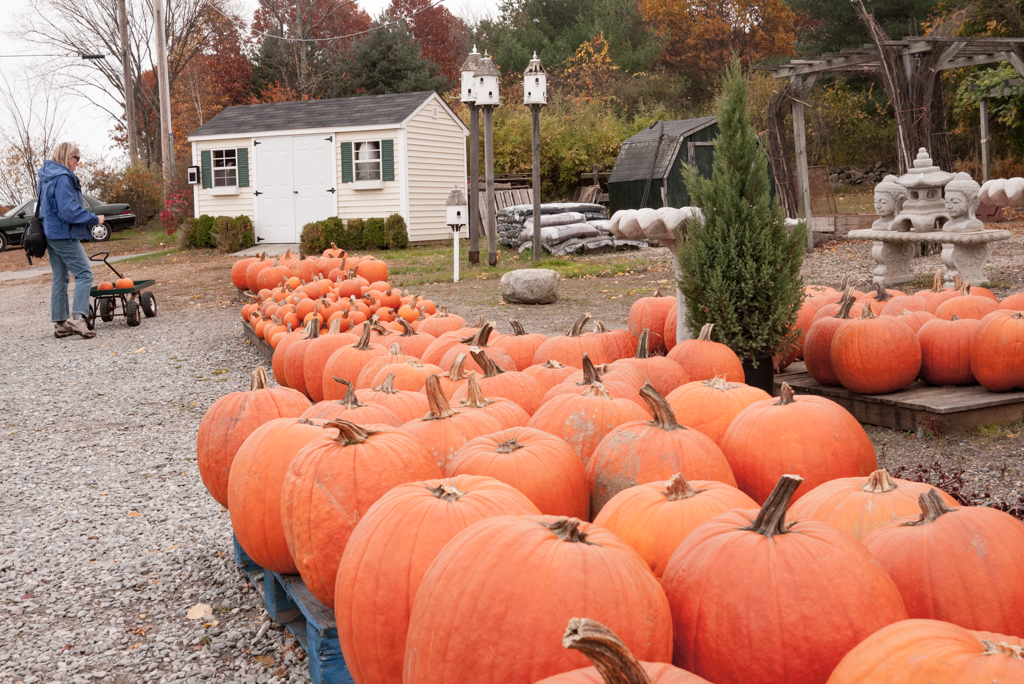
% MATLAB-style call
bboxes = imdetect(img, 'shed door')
[255,136,295,243]
[292,135,334,231]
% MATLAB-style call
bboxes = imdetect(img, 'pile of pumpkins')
[786,272,1024,395]
[195,288,1024,683]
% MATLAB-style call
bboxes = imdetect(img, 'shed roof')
[609,116,717,183]
[188,91,438,139]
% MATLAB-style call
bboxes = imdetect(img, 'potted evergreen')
[678,60,805,393]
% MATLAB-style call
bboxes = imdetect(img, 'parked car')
[0,194,135,251]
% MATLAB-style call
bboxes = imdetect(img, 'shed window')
[212,149,237,187]
[354,141,381,181]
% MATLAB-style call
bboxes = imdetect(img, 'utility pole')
[117,0,138,163]
[153,0,173,199]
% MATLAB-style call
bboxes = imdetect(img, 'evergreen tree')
[678,60,805,363]
[784,0,940,55]
[335,22,450,96]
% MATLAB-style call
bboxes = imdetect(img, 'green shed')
[608,117,718,213]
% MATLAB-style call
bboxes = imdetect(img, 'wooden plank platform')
[776,362,1024,435]
[242,321,275,363]
[234,537,354,684]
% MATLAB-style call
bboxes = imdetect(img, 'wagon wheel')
[99,297,115,322]
[86,303,96,331]
[125,299,141,327]
[140,291,157,318]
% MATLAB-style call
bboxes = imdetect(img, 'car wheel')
[91,223,111,241]
[0,232,7,252]
[140,291,157,317]
[125,299,141,327]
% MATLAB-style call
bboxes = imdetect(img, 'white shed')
[186,91,468,244]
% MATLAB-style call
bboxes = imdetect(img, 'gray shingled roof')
[188,91,437,138]
[609,117,717,183]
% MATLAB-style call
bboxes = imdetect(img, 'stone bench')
[847,228,1012,287]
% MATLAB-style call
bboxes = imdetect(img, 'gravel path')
[0,277,311,684]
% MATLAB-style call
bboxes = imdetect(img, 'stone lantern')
[474,52,501,107]
[892,148,954,232]
[460,45,480,104]
[523,52,546,105]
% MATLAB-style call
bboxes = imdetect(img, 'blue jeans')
[47,238,93,321]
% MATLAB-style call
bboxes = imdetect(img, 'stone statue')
[942,172,984,233]
[891,148,953,232]
[872,175,908,231]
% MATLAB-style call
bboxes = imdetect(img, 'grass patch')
[833,185,874,215]
[95,249,179,266]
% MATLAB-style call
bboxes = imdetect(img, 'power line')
[0,53,108,59]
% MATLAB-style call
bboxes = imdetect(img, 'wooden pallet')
[776,362,1024,435]
[234,537,354,684]
[242,321,275,363]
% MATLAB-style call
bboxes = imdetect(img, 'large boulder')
[500,268,560,305]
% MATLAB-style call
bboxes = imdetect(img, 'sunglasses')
[72,156,81,161]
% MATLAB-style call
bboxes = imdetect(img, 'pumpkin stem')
[446,354,471,381]
[640,384,682,431]
[838,274,850,293]
[593,320,608,333]
[471,314,486,328]
[860,304,876,319]
[327,317,342,335]
[580,354,601,385]
[543,359,566,370]
[961,283,971,297]
[569,313,592,337]
[664,473,701,501]
[775,382,796,405]
[953,273,964,290]
[981,640,1024,659]
[509,320,527,335]
[388,342,403,356]
[471,321,495,347]
[743,474,804,538]
[951,315,960,321]
[250,366,270,390]
[471,348,504,378]
[704,376,739,391]
[305,318,320,339]
[330,378,366,408]
[427,482,466,502]
[423,374,457,419]
[836,296,855,319]
[371,373,399,394]
[905,488,956,526]
[398,318,417,336]
[324,418,374,445]
[540,518,594,544]
[931,269,943,293]
[862,469,899,494]
[495,438,525,454]
[634,329,652,359]
[353,322,373,350]
[459,372,493,409]
[580,383,612,399]
[697,323,714,341]
[561,618,653,684]
[872,281,892,302]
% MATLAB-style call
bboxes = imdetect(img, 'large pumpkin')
[369,358,444,392]
[895,307,936,335]
[665,377,770,448]
[628,292,674,354]
[787,469,959,540]
[535,619,712,684]
[244,253,272,292]
[544,355,650,413]
[355,343,414,389]
[862,489,1024,636]
[403,516,673,684]
[301,378,402,426]
[532,313,613,367]
[417,310,466,337]
[528,382,650,466]
[447,427,589,519]
[452,372,531,429]
[586,384,737,517]
[934,283,1000,320]
[803,297,856,386]
[302,319,358,402]
[969,309,1024,392]
[280,420,441,606]
[271,326,307,386]
[662,475,909,684]
[825,619,1024,684]
[917,316,980,386]
[521,359,577,394]
[592,473,756,578]
[197,367,311,508]
[437,322,517,374]
[231,256,258,290]
[392,318,435,358]
[587,321,639,360]
[612,329,690,397]
[491,320,548,370]
[356,373,430,423]
[449,349,545,415]
[283,323,321,397]
[227,417,327,573]
[665,323,744,382]
[831,306,922,394]
[321,323,388,400]
[335,475,539,684]
[1000,292,1024,310]
[720,382,877,503]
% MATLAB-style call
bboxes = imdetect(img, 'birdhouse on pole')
[474,52,501,107]
[523,52,547,106]
[460,46,481,104]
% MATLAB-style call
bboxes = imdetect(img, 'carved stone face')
[874,193,896,218]
[944,190,969,219]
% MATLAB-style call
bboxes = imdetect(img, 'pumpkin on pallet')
[666,323,744,383]
[321,324,388,400]
[402,375,503,470]
[544,355,650,413]
[969,309,1024,392]
[611,329,690,397]
[917,315,980,386]
[587,321,638,360]
[424,353,472,399]
[831,306,921,395]
[935,284,999,320]
[452,372,531,429]
[438,322,517,373]
[302,319,359,402]
[522,359,577,394]
[355,343,415,389]
[803,297,856,386]
[391,318,436,358]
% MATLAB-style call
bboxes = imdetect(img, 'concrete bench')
[846,228,1012,287]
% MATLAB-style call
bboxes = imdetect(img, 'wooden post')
[531,103,542,262]
[468,104,480,263]
[117,0,137,164]
[979,97,990,182]
[484,105,497,266]
[154,0,173,200]
[790,75,813,252]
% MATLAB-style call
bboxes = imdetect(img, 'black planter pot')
[742,354,775,395]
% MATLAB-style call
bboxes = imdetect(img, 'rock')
[500,269,561,305]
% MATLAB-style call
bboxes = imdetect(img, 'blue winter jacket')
[36,159,98,241]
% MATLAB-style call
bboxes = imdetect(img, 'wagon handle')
[88,251,123,279]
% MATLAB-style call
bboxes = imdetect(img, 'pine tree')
[336,22,450,96]
[678,59,805,363]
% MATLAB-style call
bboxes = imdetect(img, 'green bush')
[87,163,164,223]
[322,217,346,251]
[215,215,255,253]
[301,221,326,254]
[363,218,386,249]
[384,213,408,249]
[345,218,365,250]
[178,214,218,249]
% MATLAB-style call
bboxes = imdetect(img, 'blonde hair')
[50,142,81,168]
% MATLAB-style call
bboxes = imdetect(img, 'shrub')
[345,218,365,250]
[322,217,346,251]
[363,217,386,249]
[384,213,408,249]
[88,163,164,223]
[215,215,255,253]
[178,214,218,249]
[301,221,326,254]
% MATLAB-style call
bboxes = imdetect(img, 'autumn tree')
[385,0,467,85]
[785,0,940,55]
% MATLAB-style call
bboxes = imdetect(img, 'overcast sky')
[0,0,499,167]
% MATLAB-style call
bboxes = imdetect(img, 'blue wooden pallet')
[234,536,354,684]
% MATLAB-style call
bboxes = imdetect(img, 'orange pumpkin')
[256,264,290,291]
[1000,292,1024,310]
[917,315,980,386]
[227,417,327,573]
[449,349,545,415]
[335,476,539,684]
[280,419,442,605]
[862,489,1024,636]
[803,297,856,386]
[564,361,648,393]
[231,256,258,290]
[611,329,690,397]
[662,475,909,684]
[196,367,310,508]
[424,352,472,399]
[880,293,936,315]
[447,426,589,519]
[935,284,1000,320]
[417,309,466,337]
[282,322,320,397]
[543,355,649,413]
[628,291,675,355]
[392,318,435,358]
[720,382,878,504]
[665,377,770,448]
[521,359,576,394]
[402,375,503,470]
[895,307,937,334]
[831,306,922,394]
[491,320,548,370]
[452,372,531,429]
[271,326,306,386]
[403,516,673,684]
[666,323,744,382]
[586,384,737,516]
[788,469,958,540]
[321,323,388,400]
[356,373,430,423]
[355,343,414,389]
[300,378,402,426]
[857,282,904,315]
[438,322,518,374]
[914,269,946,300]
[586,320,638,360]
[115,277,134,289]
[592,473,756,578]
[532,313,613,367]
[369,357,444,392]
[301,319,359,402]
[245,253,272,292]
[969,309,1024,392]
[356,258,388,283]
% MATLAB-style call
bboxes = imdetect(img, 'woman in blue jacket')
[37,142,105,338]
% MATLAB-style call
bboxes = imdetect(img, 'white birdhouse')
[460,45,481,104]
[445,186,468,226]
[523,52,547,105]
[474,51,501,107]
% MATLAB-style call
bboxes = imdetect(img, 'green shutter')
[340,141,353,183]
[236,148,249,187]
[381,139,394,182]
[201,150,212,189]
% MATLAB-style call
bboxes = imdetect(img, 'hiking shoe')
[65,313,96,339]
[54,321,74,338]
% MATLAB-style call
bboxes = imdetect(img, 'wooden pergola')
[761,36,1024,250]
